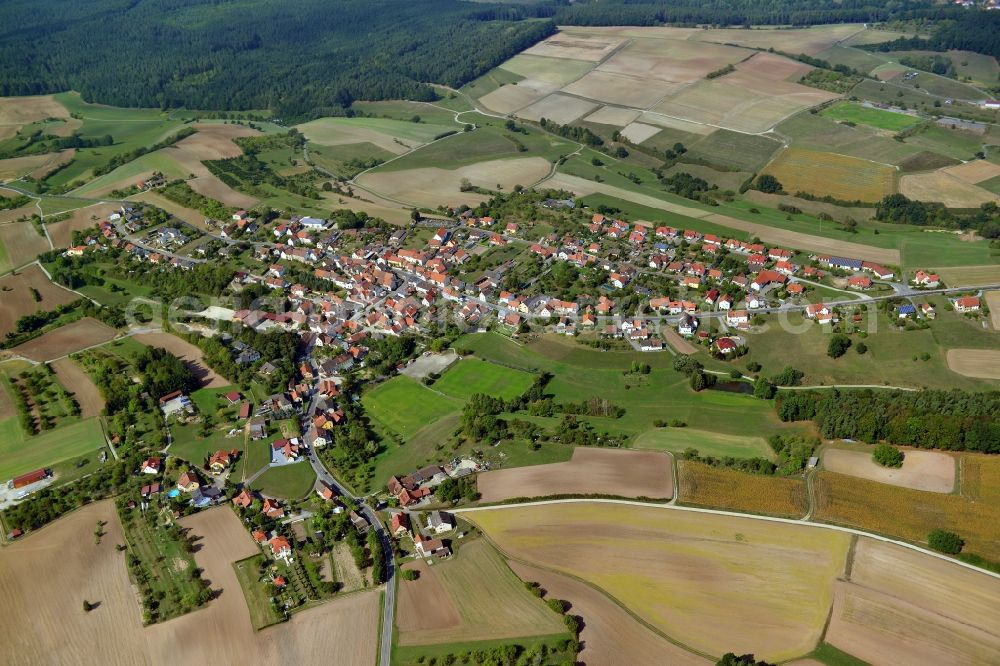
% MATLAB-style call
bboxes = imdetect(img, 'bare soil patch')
[508,561,711,666]
[358,157,551,209]
[478,82,555,115]
[13,318,118,362]
[0,264,78,338]
[0,221,49,267]
[900,171,997,208]
[0,205,35,225]
[693,25,862,56]
[946,348,1000,379]
[51,357,105,417]
[476,447,672,502]
[399,349,458,380]
[662,327,697,354]
[826,538,1000,666]
[133,331,227,388]
[562,70,682,108]
[46,202,121,248]
[822,447,955,493]
[0,501,151,666]
[396,559,461,633]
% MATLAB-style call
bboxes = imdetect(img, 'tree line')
[777,388,1000,453]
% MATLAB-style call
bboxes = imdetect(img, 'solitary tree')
[872,443,904,468]
[928,529,963,554]
[827,333,852,358]
[753,174,783,194]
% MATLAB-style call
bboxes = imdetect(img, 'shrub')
[827,333,851,358]
[872,443,904,468]
[753,175,782,194]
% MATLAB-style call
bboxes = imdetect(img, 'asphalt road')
[302,390,394,666]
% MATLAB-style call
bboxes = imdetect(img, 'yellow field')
[900,171,997,208]
[678,461,808,518]
[934,264,1000,287]
[813,470,1000,560]
[960,454,1000,503]
[468,502,851,662]
[763,148,896,202]
[396,538,567,646]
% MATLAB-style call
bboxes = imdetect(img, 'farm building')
[10,468,52,489]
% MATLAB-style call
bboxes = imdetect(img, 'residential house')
[176,470,200,493]
[955,296,981,313]
[426,511,455,534]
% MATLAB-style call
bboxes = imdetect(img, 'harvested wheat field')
[542,173,901,264]
[933,265,1000,288]
[0,95,69,140]
[523,34,624,62]
[562,70,681,108]
[396,538,567,647]
[620,122,662,144]
[900,171,997,208]
[477,447,672,502]
[358,157,551,209]
[0,501,151,666]
[517,93,599,125]
[133,331,227,388]
[942,159,1000,184]
[51,357,105,417]
[0,152,71,181]
[0,221,48,269]
[946,348,1000,379]
[583,106,642,127]
[318,187,411,225]
[0,205,35,225]
[763,147,895,202]
[823,447,956,493]
[986,290,1000,330]
[46,202,121,248]
[149,507,379,666]
[0,264,78,337]
[825,538,1000,666]
[13,317,117,362]
[507,561,711,666]
[468,502,851,662]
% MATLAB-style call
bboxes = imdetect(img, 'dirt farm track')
[0,504,380,666]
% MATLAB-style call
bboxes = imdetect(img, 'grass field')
[251,462,316,499]
[432,358,536,401]
[233,554,285,630]
[633,427,774,459]
[296,116,455,154]
[362,376,461,440]
[677,460,809,518]
[821,102,920,132]
[470,502,851,662]
[168,421,240,467]
[0,416,105,481]
[762,147,895,202]
[395,538,568,648]
[684,129,782,171]
[813,470,1000,561]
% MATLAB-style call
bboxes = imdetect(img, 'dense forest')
[497,0,966,28]
[0,0,554,119]
[777,389,1000,453]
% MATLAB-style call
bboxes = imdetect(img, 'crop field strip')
[677,460,808,518]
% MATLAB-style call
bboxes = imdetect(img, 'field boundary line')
[453,497,1000,580]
